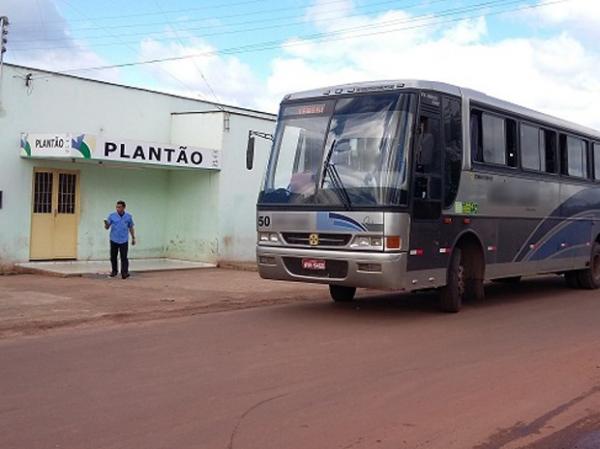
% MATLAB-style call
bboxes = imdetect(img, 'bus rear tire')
[439,248,463,313]
[576,242,600,290]
[329,285,356,302]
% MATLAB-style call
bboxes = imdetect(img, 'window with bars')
[33,172,53,214]
[58,173,77,214]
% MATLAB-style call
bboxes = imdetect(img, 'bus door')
[408,92,444,271]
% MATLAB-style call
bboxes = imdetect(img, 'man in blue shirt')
[104,200,136,279]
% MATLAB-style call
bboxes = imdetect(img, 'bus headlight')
[350,236,383,249]
[258,232,280,244]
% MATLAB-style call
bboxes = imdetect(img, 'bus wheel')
[439,248,464,313]
[564,271,581,289]
[576,242,600,289]
[329,285,356,302]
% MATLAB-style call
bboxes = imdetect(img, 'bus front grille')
[282,233,351,247]
[283,257,348,279]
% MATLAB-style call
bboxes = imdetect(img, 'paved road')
[1,276,600,449]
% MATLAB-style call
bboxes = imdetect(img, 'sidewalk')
[0,268,329,339]
[15,258,216,277]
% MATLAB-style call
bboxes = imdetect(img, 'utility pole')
[0,16,9,116]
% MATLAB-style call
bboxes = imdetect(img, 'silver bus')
[251,80,600,312]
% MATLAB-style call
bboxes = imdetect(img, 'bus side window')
[560,134,588,178]
[520,123,543,171]
[413,113,442,220]
[471,110,483,162]
[443,97,462,208]
[473,111,517,168]
[594,143,600,181]
[544,130,558,174]
[505,119,518,167]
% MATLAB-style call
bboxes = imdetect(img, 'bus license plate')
[302,258,326,271]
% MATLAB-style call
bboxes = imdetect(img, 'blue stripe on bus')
[527,219,592,261]
[514,187,600,262]
[316,212,367,232]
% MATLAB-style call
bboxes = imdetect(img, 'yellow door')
[30,169,79,260]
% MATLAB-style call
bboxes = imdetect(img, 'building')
[0,64,276,269]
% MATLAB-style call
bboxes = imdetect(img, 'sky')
[3,0,600,128]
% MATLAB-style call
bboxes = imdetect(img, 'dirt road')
[1,276,599,449]
[0,269,327,338]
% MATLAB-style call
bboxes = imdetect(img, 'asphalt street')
[1,275,599,449]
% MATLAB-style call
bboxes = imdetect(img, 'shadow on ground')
[274,275,577,321]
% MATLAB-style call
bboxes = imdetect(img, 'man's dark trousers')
[110,240,129,275]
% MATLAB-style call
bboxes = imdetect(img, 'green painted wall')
[78,164,170,260]
[164,170,219,262]
[16,160,221,262]
[21,160,171,260]
[0,64,275,265]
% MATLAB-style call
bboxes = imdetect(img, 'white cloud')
[5,0,599,130]
[261,1,600,129]
[532,0,600,40]
[305,0,354,23]
[442,16,487,44]
[138,36,262,108]
[3,0,120,81]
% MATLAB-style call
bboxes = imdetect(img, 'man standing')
[104,200,136,279]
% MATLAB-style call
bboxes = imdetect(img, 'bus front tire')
[439,248,464,313]
[576,242,600,290]
[329,285,356,302]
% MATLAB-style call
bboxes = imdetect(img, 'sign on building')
[19,133,221,170]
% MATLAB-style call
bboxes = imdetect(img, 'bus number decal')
[258,215,271,228]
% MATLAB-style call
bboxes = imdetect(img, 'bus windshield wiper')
[322,140,352,210]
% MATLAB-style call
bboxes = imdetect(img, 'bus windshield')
[258,93,416,207]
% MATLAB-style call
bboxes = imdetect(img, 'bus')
[251,80,600,312]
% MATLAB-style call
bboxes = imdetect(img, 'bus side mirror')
[246,135,255,170]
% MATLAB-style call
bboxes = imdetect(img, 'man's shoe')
[122,273,130,279]
[109,272,118,278]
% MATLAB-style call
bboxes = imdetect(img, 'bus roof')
[283,79,600,140]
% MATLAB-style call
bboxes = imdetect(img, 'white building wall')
[0,64,276,266]
[170,111,276,263]
[218,113,275,262]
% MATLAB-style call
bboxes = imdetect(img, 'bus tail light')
[409,248,424,256]
[386,236,401,249]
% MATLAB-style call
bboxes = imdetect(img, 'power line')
[152,0,224,108]
[54,0,204,98]
[10,0,453,50]
[14,0,358,31]
[10,0,529,52]
[15,0,272,26]
[29,0,570,78]
[11,0,425,43]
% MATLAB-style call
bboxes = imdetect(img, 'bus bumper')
[256,245,409,290]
